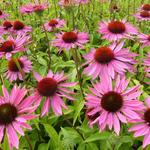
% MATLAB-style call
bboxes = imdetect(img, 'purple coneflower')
[0,85,38,149]
[52,31,88,51]
[134,10,150,21]
[5,56,32,82]
[20,3,48,14]
[0,10,8,19]
[43,19,65,32]
[12,20,32,34]
[33,70,77,116]
[141,4,150,11]
[129,98,150,148]
[138,33,150,47]
[83,42,137,80]
[85,76,144,135]
[0,34,30,59]
[0,21,13,35]
[144,53,150,78]
[98,20,137,41]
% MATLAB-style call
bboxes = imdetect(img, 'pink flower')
[59,0,78,6]
[0,85,38,149]
[77,0,89,4]
[138,33,150,47]
[52,31,89,51]
[134,11,150,21]
[5,56,32,82]
[20,3,48,14]
[33,70,77,116]
[98,19,138,41]
[128,98,150,148]
[0,10,8,19]
[0,20,13,35]
[59,0,88,6]
[85,76,144,135]
[83,42,137,80]
[43,19,65,32]
[144,53,150,78]
[12,20,32,34]
[0,34,30,59]
[140,4,150,11]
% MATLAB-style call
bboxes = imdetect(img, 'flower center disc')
[94,47,114,64]
[140,11,150,18]
[8,59,24,72]
[0,103,17,125]
[144,109,150,125]
[0,40,15,52]
[33,5,43,12]
[48,19,58,27]
[142,4,150,11]
[101,91,123,112]
[108,21,126,34]
[148,35,150,41]
[3,21,13,30]
[13,21,25,30]
[37,77,57,97]
[62,32,78,43]
[0,10,3,16]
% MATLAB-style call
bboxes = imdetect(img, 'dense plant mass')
[0,0,150,150]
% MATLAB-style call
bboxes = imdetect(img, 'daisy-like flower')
[0,20,13,35]
[0,85,38,149]
[43,19,65,32]
[138,33,150,47]
[52,31,89,51]
[0,10,8,19]
[128,98,150,148]
[59,0,78,6]
[98,19,138,41]
[77,0,89,4]
[85,76,144,135]
[12,20,32,34]
[33,70,77,116]
[5,56,32,82]
[0,34,30,59]
[83,42,137,80]
[141,4,150,11]
[20,3,48,14]
[144,53,150,78]
[134,10,150,21]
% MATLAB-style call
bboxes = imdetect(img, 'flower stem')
[43,25,51,70]
[72,49,84,99]
[53,0,58,17]
[25,135,33,150]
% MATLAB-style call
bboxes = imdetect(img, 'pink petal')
[41,98,50,117]
[2,85,9,102]
[143,132,150,148]
[33,72,42,81]
[0,126,4,142]
[12,122,24,136]
[113,114,120,135]
[7,125,19,149]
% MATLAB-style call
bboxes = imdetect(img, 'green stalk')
[72,49,84,99]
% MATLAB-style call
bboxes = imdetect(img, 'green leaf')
[84,131,111,143]
[43,123,63,150]
[38,143,48,150]
[73,100,84,125]
[37,56,47,66]
[2,134,9,150]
